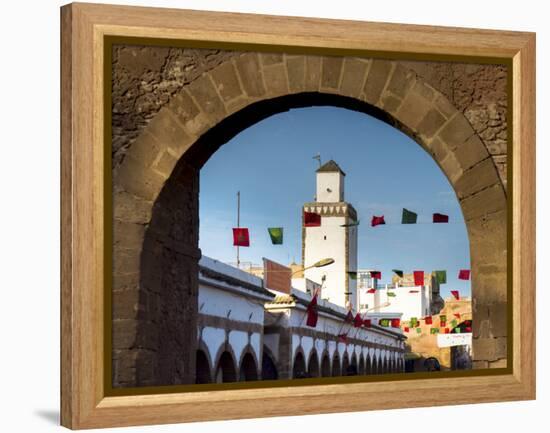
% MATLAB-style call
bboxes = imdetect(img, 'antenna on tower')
[312,153,321,168]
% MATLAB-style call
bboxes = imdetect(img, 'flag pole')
[237,190,240,269]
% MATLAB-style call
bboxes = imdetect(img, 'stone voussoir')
[417,108,447,140]
[262,62,290,96]
[146,106,195,156]
[115,155,166,202]
[339,57,369,98]
[152,149,180,180]
[438,150,463,185]
[454,157,501,200]
[260,52,284,66]
[286,55,306,93]
[304,55,322,91]
[185,73,227,123]
[361,59,393,105]
[320,56,344,91]
[460,183,507,221]
[209,60,244,103]
[386,63,416,99]
[234,52,267,98]
[455,134,490,171]
[437,112,476,151]
[394,81,436,131]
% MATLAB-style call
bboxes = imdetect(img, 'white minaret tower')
[302,160,358,310]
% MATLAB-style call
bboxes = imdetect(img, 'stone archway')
[239,352,259,382]
[195,339,214,384]
[195,349,212,384]
[331,352,341,377]
[342,353,350,375]
[292,350,307,379]
[112,52,507,387]
[365,356,372,375]
[261,346,278,380]
[308,350,320,378]
[358,354,365,375]
[320,352,331,377]
[214,351,237,383]
[349,353,358,376]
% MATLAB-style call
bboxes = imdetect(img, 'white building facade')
[357,270,443,320]
[196,256,406,383]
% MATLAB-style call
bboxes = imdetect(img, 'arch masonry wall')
[112,49,508,387]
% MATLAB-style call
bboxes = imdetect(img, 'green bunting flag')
[410,317,419,327]
[387,292,396,297]
[416,328,422,334]
[430,328,440,334]
[392,269,404,278]
[348,271,358,280]
[401,208,418,224]
[451,319,458,328]
[379,319,391,327]
[435,270,447,284]
[267,227,283,245]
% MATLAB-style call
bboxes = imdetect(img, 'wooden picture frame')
[61,2,536,429]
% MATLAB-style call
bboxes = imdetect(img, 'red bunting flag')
[306,295,318,328]
[391,318,401,328]
[363,319,372,328]
[370,271,382,279]
[232,228,250,246]
[453,313,461,319]
[424,316,433,325]
[345,310,354,323]
[444,328,450,334]
[371,215,386,227]
[465,326,472,333]
[338,333,348,344]
[433,213,449,223]
[304,211,321,227]
[367,288,376,294]
[458,269,470,280]
[404,326,410,333]
[451,290,460,300]
[413,270,424,286]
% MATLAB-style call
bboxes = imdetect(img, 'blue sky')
[199,106,471,297]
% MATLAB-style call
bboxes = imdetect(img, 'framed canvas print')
[60,2,536,429]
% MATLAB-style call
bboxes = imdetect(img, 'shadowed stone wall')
[402,61,508,189]
[111,46,509,386]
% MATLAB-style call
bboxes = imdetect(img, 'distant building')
[356,271,444,320]
[402,297,472,372]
